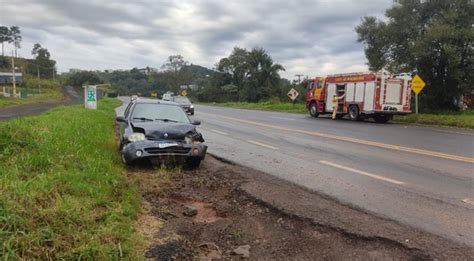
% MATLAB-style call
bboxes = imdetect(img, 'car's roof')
[132,98,178,105]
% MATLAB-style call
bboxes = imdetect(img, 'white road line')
[207,128,229,136]
[319,160,404,185]
[270,116,295,121]
[247,140,278,150]
[462,198,474,205]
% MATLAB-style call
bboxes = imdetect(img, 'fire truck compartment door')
[346,83,355,102]
[355,82,365,102]
[363,82,375,111]
[384,79,403,104]
[325,83,337,112]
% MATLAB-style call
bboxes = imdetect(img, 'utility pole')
[11,51,16,98]
[295,74,304,84]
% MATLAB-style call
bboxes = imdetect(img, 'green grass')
[394,110,474,129]
[0,78,64,107]
[0,88,63,107]
[0,98,143,259]
[200,101,307,113]
[200,101,474,129]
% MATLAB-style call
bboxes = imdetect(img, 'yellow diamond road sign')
[181,90,188,96]
[411,74,426,95]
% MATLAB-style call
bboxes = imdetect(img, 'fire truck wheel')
[348,105,360,121]
[309,102,319,117]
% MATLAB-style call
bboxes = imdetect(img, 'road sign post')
[287,88,299,106]
[411,74,426,114]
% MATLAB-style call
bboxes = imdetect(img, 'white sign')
[84,85,97,109]
[287,88,299,101]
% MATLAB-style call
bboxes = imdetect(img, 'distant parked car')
[162,92,173,101]
[172,96,194,115]
[116,98,207,168]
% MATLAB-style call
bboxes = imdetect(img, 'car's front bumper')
[122,140,207,164]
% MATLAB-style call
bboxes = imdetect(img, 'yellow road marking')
[199,112,474,164]
[247,140,278,150]
[320,160,405,185]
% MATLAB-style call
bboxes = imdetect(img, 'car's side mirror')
[116,116,126,122]
[192,120,201,125]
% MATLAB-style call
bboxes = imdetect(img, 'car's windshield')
[173,96,191,104]
[131,103,190,123]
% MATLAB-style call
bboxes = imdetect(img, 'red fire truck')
[305,71,412,123]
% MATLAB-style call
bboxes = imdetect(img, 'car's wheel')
[121,153,131,166]
[373,114,390,123]
[186,158,202,169]
[348,105,360,121]
[309,102,319,117]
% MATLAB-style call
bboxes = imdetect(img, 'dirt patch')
[129,156,473,260]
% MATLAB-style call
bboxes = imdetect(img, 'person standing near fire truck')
[332,93,345,120]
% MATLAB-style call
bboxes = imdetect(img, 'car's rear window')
[131,103,190,123]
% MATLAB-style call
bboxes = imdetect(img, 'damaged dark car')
[116,99,207,168]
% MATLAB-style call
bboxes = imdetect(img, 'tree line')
[356,0,472,111]
[64,48,299,103]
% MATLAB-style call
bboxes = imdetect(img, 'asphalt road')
[190,104,474,247]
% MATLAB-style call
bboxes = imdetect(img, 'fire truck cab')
[305,71,412,123]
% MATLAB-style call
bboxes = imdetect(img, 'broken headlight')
[128,133,145,143]
[184,135,201,144]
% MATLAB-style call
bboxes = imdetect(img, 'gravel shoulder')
[131,155,473,260]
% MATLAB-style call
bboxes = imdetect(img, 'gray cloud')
[1,0,392,79]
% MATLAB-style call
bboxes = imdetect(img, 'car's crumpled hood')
[131,122,202,141]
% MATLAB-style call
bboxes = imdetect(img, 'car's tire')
[348,105,360,121]
[309,102,319,117]
[373,114,390,123]
[121,153,132,166]
[186,158,202,169]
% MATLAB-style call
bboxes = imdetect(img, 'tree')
[28,44,56,79]
[162,55,188,72]
[9,26,21,57]
[216,47,285,102]
[159,55,192,92]
[31,43,42,56]
[66,71,102,87]
[0,26,10,56]
[356,0,473,111]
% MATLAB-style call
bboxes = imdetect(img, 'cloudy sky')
[2,0,392,79]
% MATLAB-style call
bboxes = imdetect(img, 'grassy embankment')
[0,99,144,259]
[0,78,63,107]
[199,101,474,129]
[392,110,474,129]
